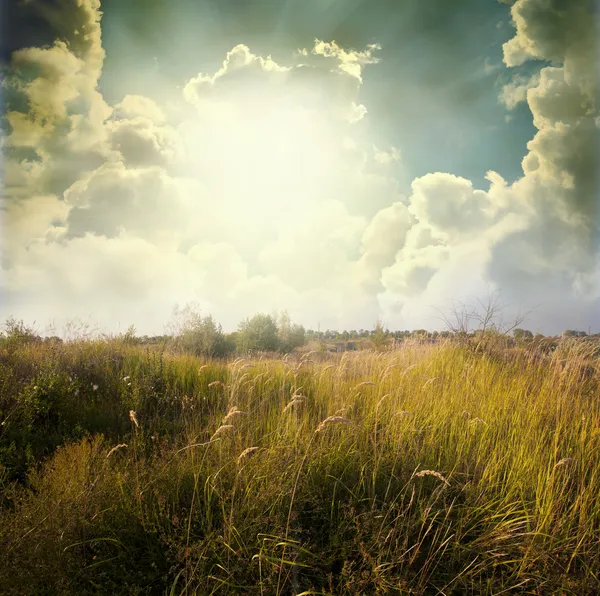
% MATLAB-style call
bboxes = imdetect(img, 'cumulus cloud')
[0,2,391,332]
[183,40,381,125]
[488,0,599,312]
[378,0,598,330]
[408,173,496,241]
[499,73,540,109]
[1,0,598,334]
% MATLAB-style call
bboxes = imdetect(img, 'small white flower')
[92,384,98,391]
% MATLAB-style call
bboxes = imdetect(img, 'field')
[1,337,599,595]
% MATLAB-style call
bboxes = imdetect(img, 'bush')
[236,313,279,353]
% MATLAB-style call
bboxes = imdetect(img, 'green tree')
[371,321,387,351]
[513,328,534,343]
[237,313,279,353]
[169,304,232,358]
[277,311,307,353]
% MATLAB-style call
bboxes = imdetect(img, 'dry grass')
[0,336,599,594]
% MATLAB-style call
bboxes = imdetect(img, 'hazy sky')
[1,0,598,335]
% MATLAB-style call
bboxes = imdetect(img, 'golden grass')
[0,336,599,594]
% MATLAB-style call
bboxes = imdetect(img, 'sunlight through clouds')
[1,0,598,334]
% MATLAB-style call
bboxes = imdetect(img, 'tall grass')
[0,337,599,594]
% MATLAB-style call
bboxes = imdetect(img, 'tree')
[168,304,232,358]
[237,313,279,353]
[371,320,388,351]
[2,317,40,346]
[436,289,533,348]
[513,328,534,343]
[562,329,586,338]
[277,310,306,353]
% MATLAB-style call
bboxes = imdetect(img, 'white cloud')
[499,73,539,109]
[1,0,598,335]
[408,173,495,241]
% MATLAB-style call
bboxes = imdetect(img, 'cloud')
[2,2,111,202]
[183,40,376,123]
[1,3,391,333]
[1,0,598,335]
[259,200,367,292]
[357,201,415,292]
[373,145,402,166]
[61,162,207,245]
[498,72,539,109]
[408,173,495,241]
[487,0,600,319]
[310,40,381,82]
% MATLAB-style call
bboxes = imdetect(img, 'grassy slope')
[0,339,599,595]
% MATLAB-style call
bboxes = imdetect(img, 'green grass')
[1,337,599,594]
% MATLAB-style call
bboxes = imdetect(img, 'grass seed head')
[415,469,450,486]
[393,410,413,418]
[554,457,576,469]
[211,424,234,440]
[469,417,488,426]
[421,377,439,389]
[237,447,259,465]
[284,397,305,413]
[129,410,139,427]
[354,381,376,390]
[223,406,248,423]
[106,443,128,458]
[316,416,351,433]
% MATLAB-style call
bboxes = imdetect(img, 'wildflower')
[129,410,139,427]
[92,384,98,391]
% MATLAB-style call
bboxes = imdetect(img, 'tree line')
[2,311,598,359]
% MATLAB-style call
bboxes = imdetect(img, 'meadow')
[1,334,599,595]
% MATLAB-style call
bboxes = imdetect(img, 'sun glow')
[182,88,346,220]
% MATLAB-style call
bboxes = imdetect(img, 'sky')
[0,0,598,336]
